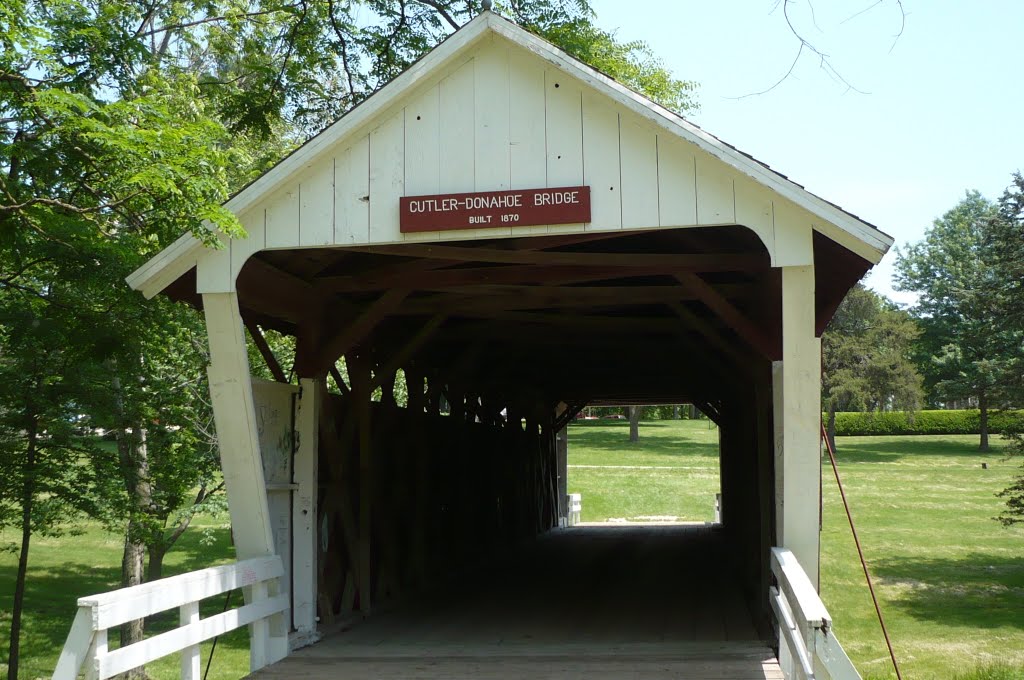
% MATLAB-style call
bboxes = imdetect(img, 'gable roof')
[128,9,893,299]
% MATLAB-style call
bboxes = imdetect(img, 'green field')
[568,420,1024,680]
[3,420,1023,679]
[0,514,247,680]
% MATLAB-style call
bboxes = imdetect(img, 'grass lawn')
[567,419,1024,680]
[0,513,248,680]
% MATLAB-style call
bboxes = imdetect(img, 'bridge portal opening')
[565,408,723,525]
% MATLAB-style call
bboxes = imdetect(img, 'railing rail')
[770,547,860,680]
[53,556,289,680]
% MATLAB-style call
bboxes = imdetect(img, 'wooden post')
[203,293,275,560]
[348,354,374,615]
[293,378,320,638]
[180,601,200,680]
[775,265,821,588]
[202,292,286,670]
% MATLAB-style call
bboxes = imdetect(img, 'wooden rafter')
[316,263,676,293]
[329,364,350,395]
[368,314,448,393]
[308,288,410,376]
[243,318,288,383]
[352,244,767,271]
[237,258,324,323]
[675,273,777,360]
[553,401,588,432]
[666,301,757,372]
[428,311,682,332]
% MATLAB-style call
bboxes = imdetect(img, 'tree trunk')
[689,403,699,420]
[826,404,837,456]
[672,405,680,420]
[8,415,38,680]
[628,405,640,443]
[110,362,153,677]
[979,390,990,452]
[146,544,167,583]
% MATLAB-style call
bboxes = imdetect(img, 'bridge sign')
[400,186,591,233]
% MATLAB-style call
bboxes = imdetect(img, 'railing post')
[180,601,201,680]
[248,581,270,671]
[89,628,107,680]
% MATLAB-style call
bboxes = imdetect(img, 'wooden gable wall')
[197,35,827,294]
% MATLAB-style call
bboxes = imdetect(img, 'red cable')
[821,423,904,680]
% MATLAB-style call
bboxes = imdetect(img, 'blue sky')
[589,0,1023,304]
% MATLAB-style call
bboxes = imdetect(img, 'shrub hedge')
[830,409,1024,436]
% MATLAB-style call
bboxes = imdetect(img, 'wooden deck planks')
[248,526,781,679]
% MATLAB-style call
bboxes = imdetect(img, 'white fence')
[770,547,860,680]
[53,556,289,680]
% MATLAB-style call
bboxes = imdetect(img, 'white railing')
[568,493,582,526]
[770,547,860,680]
[53,556,289,680]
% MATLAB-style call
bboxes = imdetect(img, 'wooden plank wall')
[217,40,800,289]
[717,369,776,640]
[315,362,559,622]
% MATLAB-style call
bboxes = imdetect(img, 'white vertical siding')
[201,38,813,292]
[581,94,621,231]
[368,110,406,243]
[544,69,584,233]
[508,48,548,234]
[657,136,697,227]
[298,158,335,247]
[335,137,370,245]
[474,44,511,192]
[264,184,299,249]
[619,120,660,229]
[438,59,476,194]
[695,154,736,225]
[230,209,266,283]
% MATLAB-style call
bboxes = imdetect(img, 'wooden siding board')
[657,136,698,227]
[772,201,814,267]
[403,85,443,243]
[368,111,406,244]
[230,209,267,285]
[619,119,660,229]
[299,158,335,247]
[473,43,513,237]
[581,95,621,231]
[508,47,548,234]
[196,238,232,294]
[265,185,300,249]
[335,137,370,245]
[438,59,476,194]
[695,155,736,225]
[544,69,585,233]
[734,175,775,258]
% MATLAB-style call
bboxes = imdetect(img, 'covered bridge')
[57,8,892,680]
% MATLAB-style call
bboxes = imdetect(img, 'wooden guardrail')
[770,547,860,680]
[53,556,289,680]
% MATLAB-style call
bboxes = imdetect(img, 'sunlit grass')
[567,422,1024,679]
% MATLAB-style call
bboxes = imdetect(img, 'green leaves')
[822,284,923,414]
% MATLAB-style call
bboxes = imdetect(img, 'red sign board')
[400,186,591,233]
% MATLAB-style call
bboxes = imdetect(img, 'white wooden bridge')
[55,6,889,679]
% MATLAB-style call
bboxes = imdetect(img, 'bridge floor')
[249,525,782,679]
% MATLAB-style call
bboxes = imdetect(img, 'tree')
[3,2,697,676]
[821,284,923,452]
[0,245,114,680]
[894,192,1004,450]
[982,174,1024,525]
[627,405,641,442]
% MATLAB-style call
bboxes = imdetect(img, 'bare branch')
[412,0,462,31]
